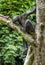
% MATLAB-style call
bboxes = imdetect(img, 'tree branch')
[0,14,35,44]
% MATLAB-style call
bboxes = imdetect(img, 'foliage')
[0,0,36,65]
[0,0,36,26]
[0,23,25,65]
[0,0,36,16]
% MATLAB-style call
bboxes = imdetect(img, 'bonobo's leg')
[23,39,28,55]
[23,39,28,49]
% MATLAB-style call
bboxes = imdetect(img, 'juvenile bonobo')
[12,7,36,34]
[12,7,36,48]
[13,16,35,34]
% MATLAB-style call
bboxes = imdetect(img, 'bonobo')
[12,7,36,49]
[13,16,35,34]
[12,7,36,34]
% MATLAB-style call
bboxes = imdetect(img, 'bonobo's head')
[12,15,19,23]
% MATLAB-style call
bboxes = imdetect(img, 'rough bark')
[24,0,45,65]
[0,0,45,64]
[33,0,45,65]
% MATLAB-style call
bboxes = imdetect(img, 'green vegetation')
[0,0,36,65]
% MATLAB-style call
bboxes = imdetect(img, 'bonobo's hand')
[5,16,10,19]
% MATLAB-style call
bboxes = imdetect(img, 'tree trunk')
[33,0,45,65]
[24,0,45,65]
[24,45,35,65]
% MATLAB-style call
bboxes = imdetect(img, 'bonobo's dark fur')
[12,7,36,34]
[23,19,35,34]
[12,7,36,49]
[13,16,35,34]
[13,15,22,25]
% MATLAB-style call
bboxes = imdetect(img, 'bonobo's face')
[13,15,19,22]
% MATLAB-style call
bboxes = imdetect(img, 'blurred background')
[0,0,36,65]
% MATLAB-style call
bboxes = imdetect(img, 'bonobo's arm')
[20,7,36,19]
[12,7,36,24]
